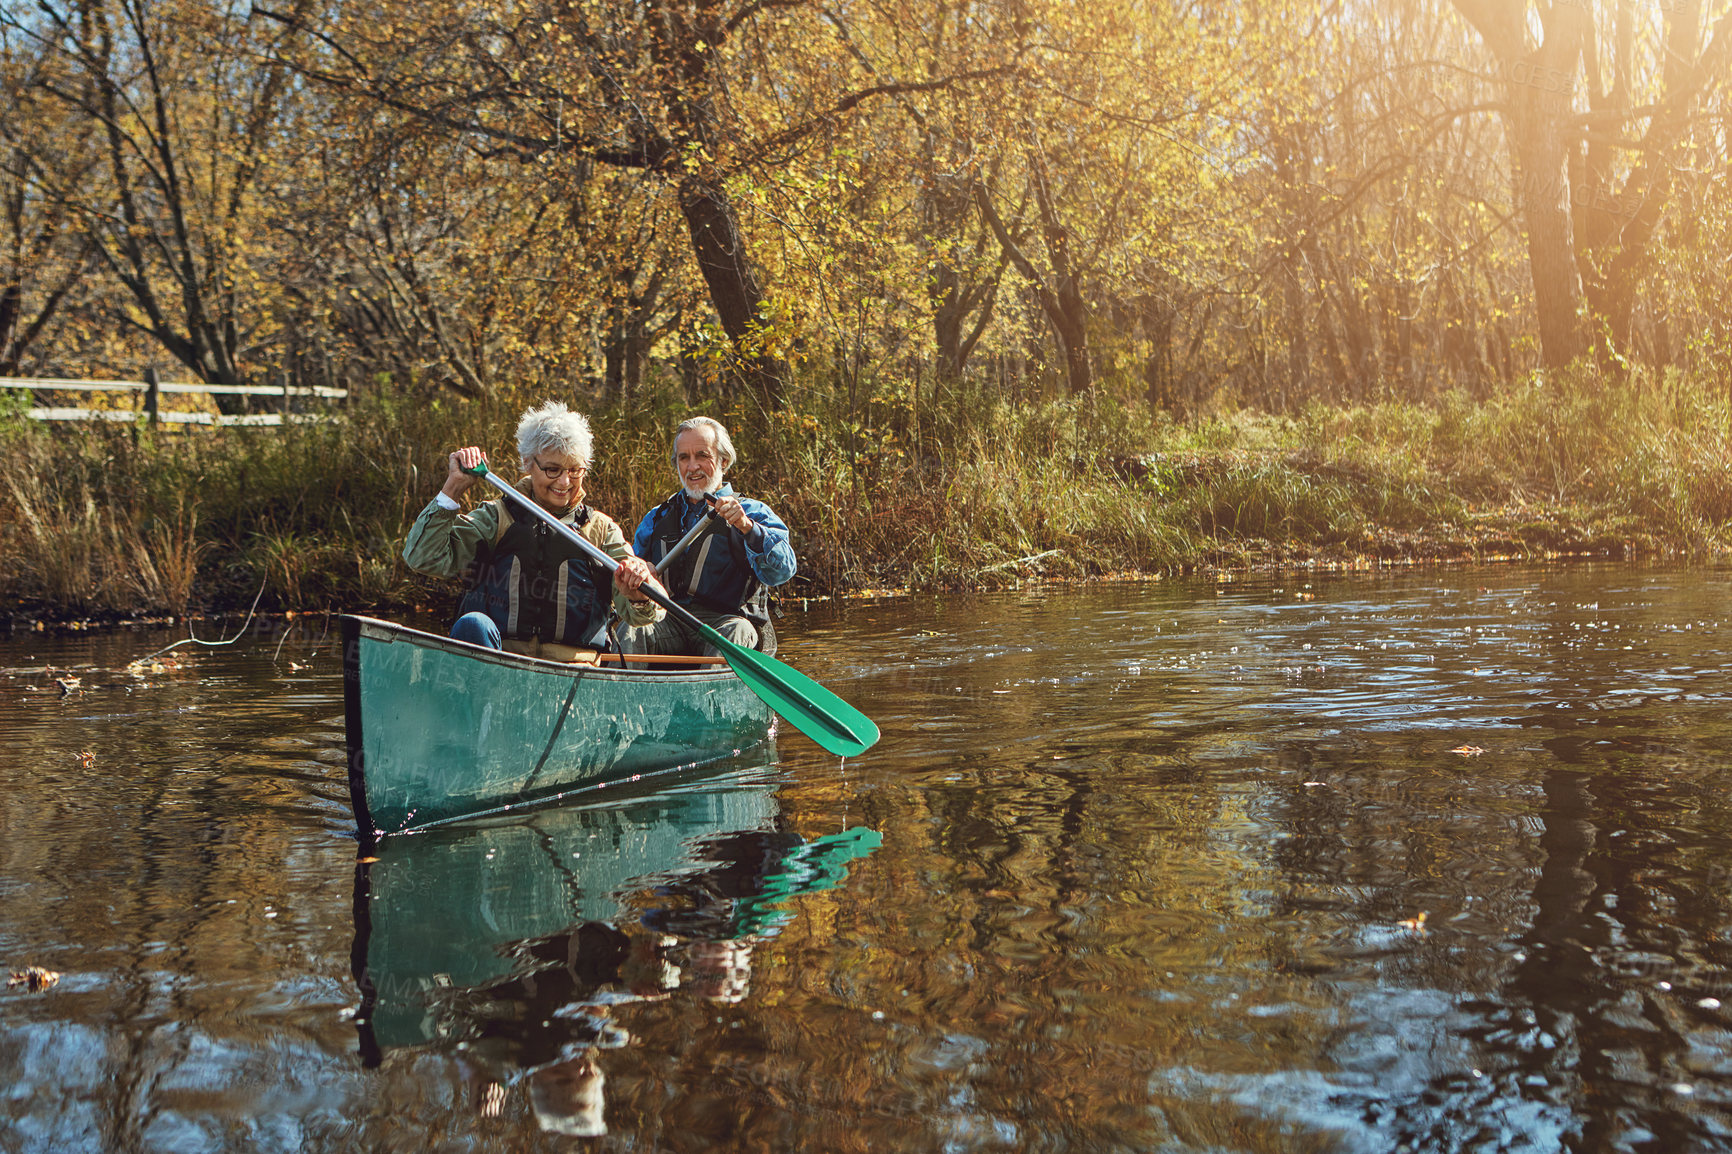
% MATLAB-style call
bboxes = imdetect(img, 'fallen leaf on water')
[1397,912,1429,932]
[1450,745,1486,756]
[357,856,379,864]
[74,751,95,767]
[8,966,61,991]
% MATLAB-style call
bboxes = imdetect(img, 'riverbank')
[4,368,1728,625]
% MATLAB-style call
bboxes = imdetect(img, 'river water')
[3,565,1732,1152]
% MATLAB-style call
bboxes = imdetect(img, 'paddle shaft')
[468,466,693,626]
[653,496,719,575]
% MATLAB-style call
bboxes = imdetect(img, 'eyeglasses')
[532,458,587,480]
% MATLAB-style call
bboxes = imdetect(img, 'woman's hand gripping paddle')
[462,461,879,758]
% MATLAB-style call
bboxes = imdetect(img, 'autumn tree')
[0,0,312,407]
[1227,0,1532,405]
[0,22,96,376]
[797,0,1018,383]
[1644,96,1732,380]
[271,116,579,399]
[1574,1,1732,360]
[1450,0,1732,367]
[959,2,1307,402]
[260,0,1016,412]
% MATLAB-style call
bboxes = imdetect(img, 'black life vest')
[456,500,611,648]
[644,492,769,628]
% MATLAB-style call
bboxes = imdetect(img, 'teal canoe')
[341,615,775,837]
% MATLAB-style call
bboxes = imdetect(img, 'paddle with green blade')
[461,460,879,758]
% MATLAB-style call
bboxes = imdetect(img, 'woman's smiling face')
[525,453,586,512]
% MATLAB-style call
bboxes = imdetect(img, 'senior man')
[623,416,795,658]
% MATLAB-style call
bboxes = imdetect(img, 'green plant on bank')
[247,530,316,608]
[0,388,30,430]
[2,362,1731,619]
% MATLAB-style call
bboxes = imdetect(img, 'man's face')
[674,428,725,498]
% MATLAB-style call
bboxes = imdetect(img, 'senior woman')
[402,400,664,661]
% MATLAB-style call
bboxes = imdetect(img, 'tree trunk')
[0,282,19,374]
[602,302,627,403]
[676,175,787,407]
[1029,154,1091,396]
[1282,254,1309,399]
[973,173,1091,397]
[602,311,651,400]
[1453,0,1591,368]
[1581,2,1728,358]
[1140,293,1174,411]
[1512,86,1588,368]
[932,261,965,379]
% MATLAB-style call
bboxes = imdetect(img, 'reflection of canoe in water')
[341,615,774,835]
[350,765,882,1058]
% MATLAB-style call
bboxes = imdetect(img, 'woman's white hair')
[517,401,594,467]
[670,416,736,471]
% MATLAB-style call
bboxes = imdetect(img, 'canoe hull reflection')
[351,767,883,1062]
[353,773,783,1051]
[341,615,774,835]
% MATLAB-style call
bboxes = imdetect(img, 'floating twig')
[128,577,268,668]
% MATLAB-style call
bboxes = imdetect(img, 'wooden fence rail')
[4,369,347,427]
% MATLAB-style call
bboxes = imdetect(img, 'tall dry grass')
[2,361,1730,617]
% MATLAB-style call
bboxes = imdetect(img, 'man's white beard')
[683,477,722,500]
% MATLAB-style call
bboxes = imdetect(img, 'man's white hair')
[517,401,594,467]
[670,416,736,471]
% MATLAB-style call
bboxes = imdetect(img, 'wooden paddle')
[462,461,880,758]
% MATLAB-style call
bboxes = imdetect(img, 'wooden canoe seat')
[501,638,601,665]
[498,639,728,667]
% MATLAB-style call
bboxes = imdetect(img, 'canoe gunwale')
[346,614,743,684]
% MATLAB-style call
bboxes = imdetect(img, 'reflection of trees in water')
[1267,725,1732,1149]
[790,753,1298,1150]
[0,647,318,1153]
[882,720,1732,1150]
[1406,738,1732,1152]
[340,577,1732,1149]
